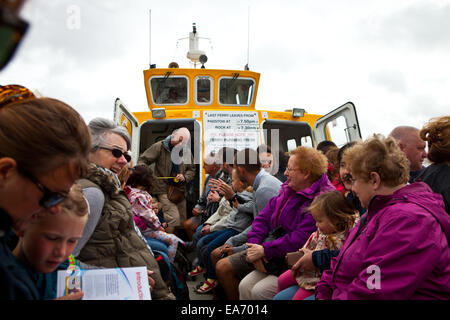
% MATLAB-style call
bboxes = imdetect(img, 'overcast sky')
[1,0,449,140]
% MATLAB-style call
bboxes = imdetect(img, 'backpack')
[153,251,190,300]
[173,244,192,278]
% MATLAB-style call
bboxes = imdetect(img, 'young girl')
[12,184,89,300]
[124,165,185,264]
[274,190,358,300]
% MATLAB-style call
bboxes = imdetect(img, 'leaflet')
[56,266,151,300]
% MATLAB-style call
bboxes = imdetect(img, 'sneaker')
[188,266,205,277]
[196,279,217,294]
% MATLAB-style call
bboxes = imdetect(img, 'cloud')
[361,1,450,51]
[368,69,407,94]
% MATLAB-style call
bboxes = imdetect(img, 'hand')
[291,248,315,278]
[54,290,84,300]
[201,225,211,235]
[192,207,202,216]
[210,179,235,200]
[162,222,168,229]
[246,243,265,263]
[158,227,165,232]
[220,244,234,256]
[232,198,239,208]
[207,190,220,203]
[253,258,268,274]
[147,270,155,292]
[175,174,185,182]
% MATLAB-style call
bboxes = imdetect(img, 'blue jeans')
[273,285,298,300]
[273,286,316,300]
[193,224,204,243]
[198,228,240,279]
[146,238,170,264]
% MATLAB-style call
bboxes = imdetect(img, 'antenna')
[245,6,250,70]
[149,9,155,68]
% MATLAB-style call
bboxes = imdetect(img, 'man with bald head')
[138,128,195,234]
[389,126,427,183]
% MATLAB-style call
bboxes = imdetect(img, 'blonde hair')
[35,184,89,221]
[308,190,358,232]
[60,183,89,218]
[343,134,409,187]
[420,116,450,164]
[289,146,328,182]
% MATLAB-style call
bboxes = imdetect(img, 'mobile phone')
[285,251,304,268]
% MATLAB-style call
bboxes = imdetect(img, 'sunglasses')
[0,6,29,71]
[19,168,68,209]
[98,146,131,162]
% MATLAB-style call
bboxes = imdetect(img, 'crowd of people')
[0,82,449,301]
[1,0,449,303]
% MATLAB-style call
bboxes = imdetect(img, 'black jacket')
[0,208,39,300]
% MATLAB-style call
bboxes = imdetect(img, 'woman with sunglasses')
[0,85,91,299]
[72,117,174,300]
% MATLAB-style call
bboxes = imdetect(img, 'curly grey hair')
[88,117,131,151]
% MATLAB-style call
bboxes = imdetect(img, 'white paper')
[56,266,151,300]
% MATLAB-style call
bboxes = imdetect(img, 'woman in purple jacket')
[316,135,450,300]
[239,146,335,300]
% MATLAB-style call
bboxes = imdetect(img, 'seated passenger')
[214,148,282,300]
[416,116,450,215]
[124,165,185,264]
[73,118,174,300]
[0,87,91,300]
[191,169,253,294]
[13,184,89,300]
[237,146,335,300]
[274,190,358,300]
[316,134,450,300]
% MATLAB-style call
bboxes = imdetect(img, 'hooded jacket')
[247,173,335,260]
[77,164,174,300]
[316,182,450,300]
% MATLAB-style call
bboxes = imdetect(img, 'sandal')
[196,279,217,294]
[188,266,205,277]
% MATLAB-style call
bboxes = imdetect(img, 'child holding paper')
[12,184,89,299]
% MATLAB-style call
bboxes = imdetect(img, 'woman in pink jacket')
[316,134,450,300]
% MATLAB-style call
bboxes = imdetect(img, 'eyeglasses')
[98,146,131,162]
[285,167,299,173]
[0,6,29,71]
[19,168,68,209]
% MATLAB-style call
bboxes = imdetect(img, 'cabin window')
[150,76,188,105]
[195,76,212,105]
[325,115,348,147]
[218,77,255,106]
[287,139,297,151]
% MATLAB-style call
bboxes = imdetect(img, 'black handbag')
[262,226,287,276]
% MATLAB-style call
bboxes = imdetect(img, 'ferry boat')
[114,24,362,204]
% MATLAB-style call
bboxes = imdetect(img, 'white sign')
[203,111,260,155]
